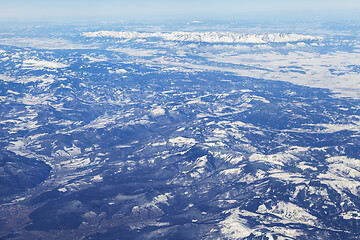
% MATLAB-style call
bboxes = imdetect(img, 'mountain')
[1,22,360,239]
[82,31,323,44]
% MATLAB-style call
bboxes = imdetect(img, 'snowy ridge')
[82,31,322,44]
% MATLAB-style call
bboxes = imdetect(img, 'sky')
[1,0,360,22]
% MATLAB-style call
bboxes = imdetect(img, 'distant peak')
[82,31,323,44]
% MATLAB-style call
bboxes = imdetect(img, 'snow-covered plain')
[81,29,360,98]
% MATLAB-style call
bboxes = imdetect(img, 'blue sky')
[1,0,359,22]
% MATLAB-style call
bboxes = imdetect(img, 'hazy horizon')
[1,0,360,23]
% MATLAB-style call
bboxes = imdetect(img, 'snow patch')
[91,175,103,182]
[219,208,254,239]
[257,201,317,225]
[153,193,173,205]
[7,90,20,95]
[220,167,243,176]
[22,59,68,70]
[151,106,165,117]
[169,137,197,147]
[114,69,127,74]
[151,141,167,147]
[249,152,297,166]
[58,188,68,192]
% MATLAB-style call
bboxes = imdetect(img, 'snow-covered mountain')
[1,22,360,240]
[82,31,323,43]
